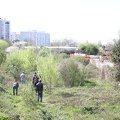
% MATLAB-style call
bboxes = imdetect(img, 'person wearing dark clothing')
[13,82,19,95]
[36,80,43,102]
[32,74,39,94]
[32,74,38,87]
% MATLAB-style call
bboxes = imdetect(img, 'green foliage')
[81,106,99,114]
[19,48,37,72]
[111,39,120,82]
[57,58,87,87]
[2,48,38,80]
[0,113,12,120]
[71,56,90,65]
[3,53,24,81]
[39,108,53,120]
[21,85,38,107]
[83,80,97,87]
[0,40,9,50]
[36,51,57,88]
[0,51,6,65]
[0,84,6,92]
[0,40,8,66]
[54,53,70,60]
[39,48,50,57]
[79,42,99,55]
[111,39,120,63]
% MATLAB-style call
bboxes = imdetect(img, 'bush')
[79,43,99,55]
[0,113,12,120]
[0,40,9,50]
[71,56,90,66]
[111,39,120,82]
[21,84,38,107]
[57,58,87,87]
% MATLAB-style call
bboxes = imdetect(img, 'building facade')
[0,18,10,40]
[10,32,20,41]
[20,30,50,46]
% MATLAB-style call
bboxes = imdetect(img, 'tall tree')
[79,42,99,55]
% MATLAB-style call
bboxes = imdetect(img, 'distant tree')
[50,41,64,46]
[13,39,20,42]
[79,42,99,55]
[50,39,77,47]
[98,40,102,47]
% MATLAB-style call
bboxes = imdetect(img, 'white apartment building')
[20,30,50,46]
[10,32,20,41]
[0,18,10,40]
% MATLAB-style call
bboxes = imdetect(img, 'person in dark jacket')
[36,80,43,102]
[32,74,38,87]
[13,82,19,95]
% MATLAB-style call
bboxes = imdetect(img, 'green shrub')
[0,40,9,50]
[21,84,38,107]
[57,58,87,87]
[71,56,90,65]
[0,113,11,120]
[79,42,99,55]
[111,39,120,82]
[81,106,99,114]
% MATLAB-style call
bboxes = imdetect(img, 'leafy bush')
[36,51,57,88]
[111,39,120,82]
[79,42,99,55]
[0,51,6,65]
[81,106,99,114]
[0,113,12,120]
[3,55,24,81]
[21,85,38,107]
[57,58,87,87]
[86,63,100,79]
[71,56,90,65]
[0,40,9,50]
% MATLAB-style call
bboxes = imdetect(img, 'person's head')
[34,72,36,74]
[39,80,42,82]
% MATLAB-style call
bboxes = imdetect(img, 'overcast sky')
[0,0,120,44]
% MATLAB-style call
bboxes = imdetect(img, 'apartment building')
[0,18,10,40]
[10,32,20,41]
[20,30,50,46]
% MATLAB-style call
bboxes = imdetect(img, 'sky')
[0,0,120,44]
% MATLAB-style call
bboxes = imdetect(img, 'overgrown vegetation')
[0,40,120,120]
[79,42,99,55]
[111,39,120,82]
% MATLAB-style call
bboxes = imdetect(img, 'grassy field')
[1,79,120,120]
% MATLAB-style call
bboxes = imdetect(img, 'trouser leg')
[16,88,18,95]
[13,88,15,95]
[39,92,42,102]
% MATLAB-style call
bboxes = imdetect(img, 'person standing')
[20,71,26,85]
[13,82,19,95]
[36,80,43,102]
[33,75,39,94]
[32,72,38,86]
